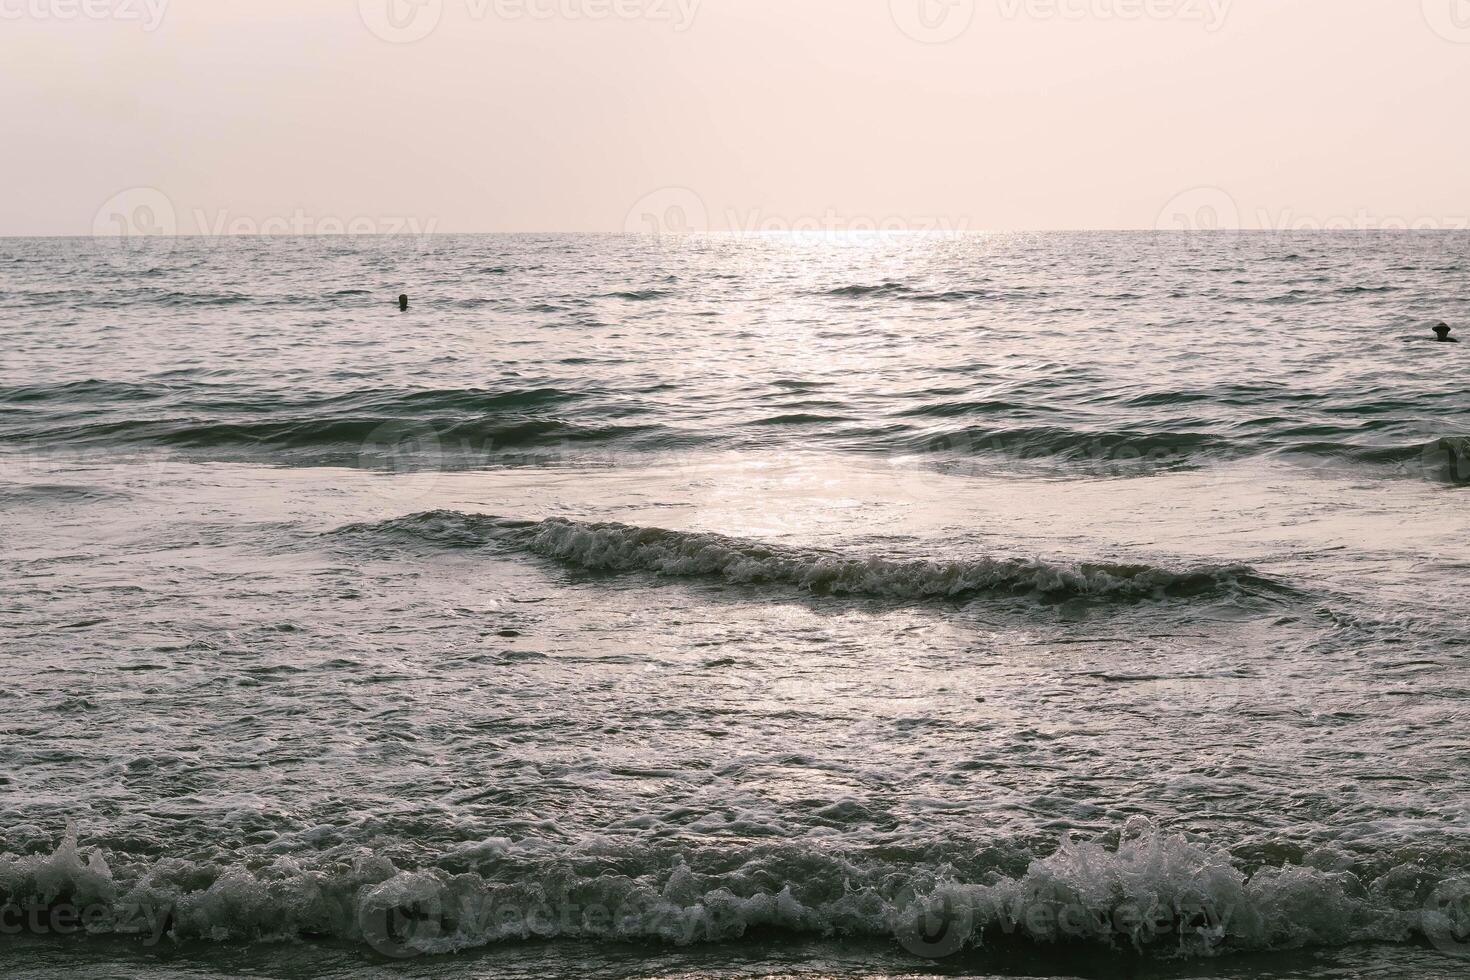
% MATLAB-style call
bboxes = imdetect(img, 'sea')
[1,232,1467,979]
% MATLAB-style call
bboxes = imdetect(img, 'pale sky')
[4,0,1468,234]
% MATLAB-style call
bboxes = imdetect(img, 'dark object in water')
[1433,323,1458,342]
[399,294,410,312]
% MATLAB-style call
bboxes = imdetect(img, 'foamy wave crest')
[2,821,1464,960]
[340,512,1283,602]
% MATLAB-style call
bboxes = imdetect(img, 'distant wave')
[29,417,673,454]
[103,289,255,308]
[1,820,1459,959]
[0,379,179,404]
[885,424,1233,465]
[2,380,1462,481]
[1261,289,1319,305]
[0,382,587,413]
[0,483,129,504]
[751,412,854,426]
[0,384,700,455]
[1279,436,1470,482]
[822,283,990,302]
[336,512,1288,602]
[871,419,1470,481]
[825,282,913,298]
[602,289,673,301]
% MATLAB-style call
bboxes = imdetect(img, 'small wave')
[0,483,129,504]
[822,283,988,303]
[1,383,590,414]
[0,380,175,405]
[1261,289,1319,305]
[602,289,672,301]
[908,289,991,303]
[825,282,914,298]
[895,399,1036,419]
[891,425,1234,466]
[351,386,590,413]
[875,422,1470,482]
[1277,436,1470,482]
[0,386,694,457]
[751,413,853,426]
[125,290,253,307]
[45,417,667,453]
[0,820,1459,959]
[336,512,1285,602]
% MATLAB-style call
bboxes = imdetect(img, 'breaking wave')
[2,820,1464,960]
[335,512,1290,602]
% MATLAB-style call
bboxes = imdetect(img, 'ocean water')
[1,232,1467,979]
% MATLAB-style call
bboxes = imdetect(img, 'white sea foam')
[1,821,1458,960]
